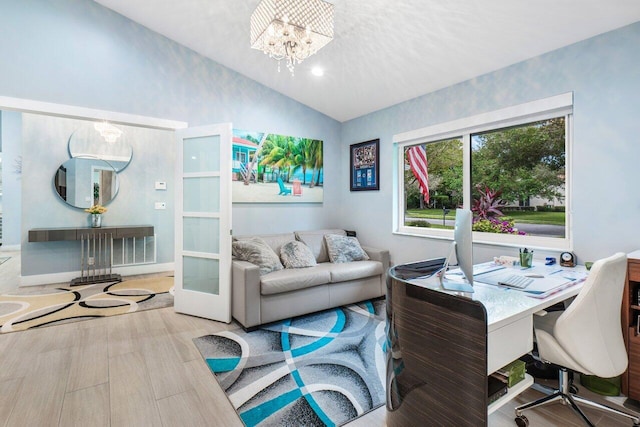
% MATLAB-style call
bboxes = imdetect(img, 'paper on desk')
[525,278,584,299]
[516,265,589,282]
[447,262,505,277]
[474,266,586,297]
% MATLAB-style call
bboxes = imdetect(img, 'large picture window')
[403,138,463,229]
[394,93,572,250]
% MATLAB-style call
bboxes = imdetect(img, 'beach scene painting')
[232,129,323,203]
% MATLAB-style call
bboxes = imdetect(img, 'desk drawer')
[628,261,640,282]
[488,315,533,375]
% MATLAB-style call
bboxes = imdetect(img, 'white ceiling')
[94,0,640,122]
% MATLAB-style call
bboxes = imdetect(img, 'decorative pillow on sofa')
[324,234,370,263]
[232,237,283,275]
[295,229,346,263]
[280,241,317,269]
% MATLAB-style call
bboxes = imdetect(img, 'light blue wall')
[3,0,638,277]
[20,113,176,275]
[0,111,21,248]
[0,0,340,278]
[339,22,640,265]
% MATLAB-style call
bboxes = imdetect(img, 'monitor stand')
[438,242,475,293]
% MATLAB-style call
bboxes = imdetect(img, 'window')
[394,93,572,250]
[403,138,463,229]
[235,151,247,163]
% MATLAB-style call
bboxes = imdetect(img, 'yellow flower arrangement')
[85,204,108,214]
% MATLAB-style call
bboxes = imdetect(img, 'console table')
[28,225,154,285]
[386,263,584,426]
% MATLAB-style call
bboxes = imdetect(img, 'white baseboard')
[0,245,21,251]
[20,262,175,287]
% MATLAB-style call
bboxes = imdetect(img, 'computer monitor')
[439,208,474,292]
[454,208,474,286]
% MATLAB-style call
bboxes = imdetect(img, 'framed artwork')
[231,129,324,203]
[350,139,379,191]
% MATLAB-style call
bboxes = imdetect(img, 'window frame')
[393,92,573,251]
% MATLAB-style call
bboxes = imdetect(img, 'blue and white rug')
[193,299,387,427]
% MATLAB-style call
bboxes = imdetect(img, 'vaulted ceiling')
[95,0,640,122]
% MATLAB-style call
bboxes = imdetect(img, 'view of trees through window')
[403,118,566,238]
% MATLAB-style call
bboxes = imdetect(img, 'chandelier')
[94,122,123,144]
[250,0,334,75]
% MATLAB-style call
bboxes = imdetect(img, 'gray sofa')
[232,229,390,330]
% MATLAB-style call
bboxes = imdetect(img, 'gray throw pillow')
[280,241,317,269]
[295,229,346,263]
[232,237,283,275]
[324,234,370,263]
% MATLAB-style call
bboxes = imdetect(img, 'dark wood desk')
[623,252,640,401]
[386,267,488,426]
[386,262,584,426]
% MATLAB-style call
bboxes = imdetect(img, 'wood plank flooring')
[0,306,638,426]
[1,254,638,426]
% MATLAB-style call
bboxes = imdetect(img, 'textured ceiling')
[94,0,640,122]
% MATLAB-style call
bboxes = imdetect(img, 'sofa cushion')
[280,241,317,269]
[235,233,296,256]
[325,261,383,283]
[324,234,370,263]
[295,229,346,263]
[232,237,283,276]
[260,267,331,295]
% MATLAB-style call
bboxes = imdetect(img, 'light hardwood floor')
[1,306,639,427]
[0,250,21,293]
[1,254,639,426]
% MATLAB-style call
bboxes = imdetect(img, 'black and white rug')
[194,300,387,427]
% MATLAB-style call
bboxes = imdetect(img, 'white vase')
[91,214,102,228]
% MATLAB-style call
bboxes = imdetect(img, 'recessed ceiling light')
[311,67,324,77]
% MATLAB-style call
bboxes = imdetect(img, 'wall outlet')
[88,257,95,266]
[155,202,166,210]
[155,181,167,190]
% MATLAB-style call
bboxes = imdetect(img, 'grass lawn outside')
[405,209,565,226]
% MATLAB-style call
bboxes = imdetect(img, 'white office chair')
[515,252,640,427]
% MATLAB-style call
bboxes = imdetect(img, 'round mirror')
[53,157,120,209]
[67,122,132,172]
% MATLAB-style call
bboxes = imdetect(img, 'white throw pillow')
[324,234,370,263]
[280,241,318,268]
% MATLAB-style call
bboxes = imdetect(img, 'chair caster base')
[515,415,529,427]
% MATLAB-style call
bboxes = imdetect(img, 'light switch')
[155,202,166,210]
[155,181,167,190]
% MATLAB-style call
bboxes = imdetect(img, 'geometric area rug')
[0,276,174,333]
[193,299,387,427]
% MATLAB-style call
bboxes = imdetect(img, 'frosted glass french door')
[174,123,232,322]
